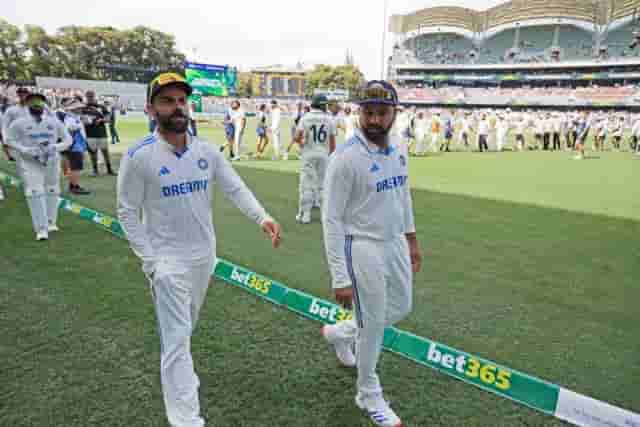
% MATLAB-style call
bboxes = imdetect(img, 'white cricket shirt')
[117,132,269,269]
[323,129,416,289]
[5,114,71,159]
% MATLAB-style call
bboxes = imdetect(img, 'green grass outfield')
[1,117,639,426]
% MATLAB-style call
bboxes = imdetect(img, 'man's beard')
[362,123,393,145]
[29,107,44,118]
[157,110,189,134]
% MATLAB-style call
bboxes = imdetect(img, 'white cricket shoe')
[321,325,356,367]
[36,231,49,241]
[355,392,403,427]
[48,224,59,232]
[295,211,311,224]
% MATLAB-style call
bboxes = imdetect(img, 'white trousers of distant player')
[329,235,412,394]
[299,148,328,216]
[271,128,281,159]
[496,130,507,151]
[430,133,440,152]
[233,126,244,158]
[414,132,426,155]
[151,256,216,427]
[19,155,61,234]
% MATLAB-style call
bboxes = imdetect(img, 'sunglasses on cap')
[352,83,398,105]
[148,72,192,102]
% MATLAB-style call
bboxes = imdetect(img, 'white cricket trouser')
[414,133,426,155]
[20,155,61,232]
[496,131,507,151]
[430,133,440,152]
[299,149,328,215]
[151,256,216,427]
[233,127,244,157]
[330,235,412,394]
[271,128,280,159]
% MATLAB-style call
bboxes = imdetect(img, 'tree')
[0,19,27,81]
[0,19,187,83]
[235,72,253,97]
[304,64,365,96]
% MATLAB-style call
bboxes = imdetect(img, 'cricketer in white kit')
[117,72,281,427]
[294,94,336,224]
[5,93,71,240]
[321,81,422,427]
[2,87,31,162]
[269,100,282,160]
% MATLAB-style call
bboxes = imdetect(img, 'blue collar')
[354,131,395,156]
[156,130,191,158]
[174,145,188,158]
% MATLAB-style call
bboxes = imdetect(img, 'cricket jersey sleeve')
[117,153,156,275]
[322,155,354,289]
[54,121,72,152]
[213,150,270,225]
[404,182,416,234]
[6,121,38,157]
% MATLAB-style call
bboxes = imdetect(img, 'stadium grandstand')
[388,0,640,107]
[389,0,640,66]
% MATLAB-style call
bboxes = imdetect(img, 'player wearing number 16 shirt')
[293,94,336,224]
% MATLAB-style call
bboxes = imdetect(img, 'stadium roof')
[390,0,638,35]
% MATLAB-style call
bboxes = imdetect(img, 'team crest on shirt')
[399,155,406,167]
[197,158,208,170]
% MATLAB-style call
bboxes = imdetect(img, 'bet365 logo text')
[92,214,114,228]
[427,343,512,391]
[230,267,271,295]
[309,298,352,323]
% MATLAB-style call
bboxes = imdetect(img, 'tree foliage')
[304,64,365,96]
[0,20,185,83]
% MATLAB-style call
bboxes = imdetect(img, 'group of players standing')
[0,86,118,240]
[219,98,640,166]
[391,107,640,159]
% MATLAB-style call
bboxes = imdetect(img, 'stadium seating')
[393,84,640,106]
[515,25,555,61]
[413,33,475,64]
[483,29,516,63]
[604,21,640,58]
[558,25,594,60]
[390,1,640,65]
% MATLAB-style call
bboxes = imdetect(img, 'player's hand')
[261,219,281,248]
[335,287,353,309]
[409,240,422,273]
[406,233,422,273]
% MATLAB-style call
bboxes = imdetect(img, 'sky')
[3,0,508,79]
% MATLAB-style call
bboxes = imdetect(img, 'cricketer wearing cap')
[5,93,71,240]
[294,94,336,224]
[2,87,31,162]
[321,81,422,427]
[117,72,282,427]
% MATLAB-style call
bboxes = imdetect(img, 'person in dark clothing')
[80,91,116,176]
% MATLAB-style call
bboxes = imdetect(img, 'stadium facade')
[250,65,308,98]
